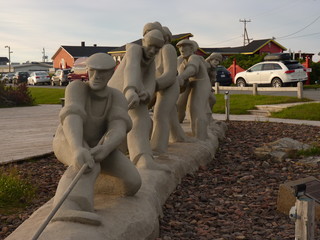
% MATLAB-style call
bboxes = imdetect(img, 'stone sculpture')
[176,39,212,140]
[51,53,141,225]
[143,23,187,154]
[108,29,169,170]
[205,52,223,121]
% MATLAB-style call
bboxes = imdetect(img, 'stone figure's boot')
[134,153,171,173]
[52,164,101,226]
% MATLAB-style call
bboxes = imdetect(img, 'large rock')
[254,137,311,161]
[6,120,227,240]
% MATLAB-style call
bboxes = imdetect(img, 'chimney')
[93,44,97,47]
[81,41,85,47]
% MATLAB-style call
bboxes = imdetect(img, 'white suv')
[235,54,307,87]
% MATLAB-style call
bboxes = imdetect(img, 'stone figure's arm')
[90,120,128,162]
[155,45,177,90]
[177,63,197,86]
[123,44,142,109]
[59,81,95,170]
[140,63,156,103]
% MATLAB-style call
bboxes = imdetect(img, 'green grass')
[0,167,37,213]
[29,87,65,104]
[213,94,311,115]
[271,103,320,121]
[304,84,320,89]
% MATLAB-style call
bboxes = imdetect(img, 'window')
[262,63,274,71]
[249,64,263,72]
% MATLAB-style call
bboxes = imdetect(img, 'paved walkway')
[0,104,319,165]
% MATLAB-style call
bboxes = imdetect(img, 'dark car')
[13,72,30,84]
[216,66,232,86]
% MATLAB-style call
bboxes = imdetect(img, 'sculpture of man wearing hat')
[51,53,141,225]
[108,29,169,171]
[176,39,211,140]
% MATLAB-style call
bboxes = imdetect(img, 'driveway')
[0,104,61,164]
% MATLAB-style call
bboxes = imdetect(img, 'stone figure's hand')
[125,89,140,109]
[73,148,95,171]
[138,90,150,104]
[177,75,185,87]
[90,145,111,162]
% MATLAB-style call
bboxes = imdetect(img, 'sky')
[1,0,320,64]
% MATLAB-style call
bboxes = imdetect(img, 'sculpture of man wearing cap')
[108,29,169,170]
[142,22,187,154]
[176,39,211,140]
[205,52,223,122]
[51,53,141,225]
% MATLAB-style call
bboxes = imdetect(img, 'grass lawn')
[29,87,65,104]
[271,102,320,121]
[213,94,311,115]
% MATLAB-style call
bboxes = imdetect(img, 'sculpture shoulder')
[125,43,143,56]
[65,80,89,102]
[161,44,177,58]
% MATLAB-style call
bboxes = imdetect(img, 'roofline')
[108,50,127,54]
[174,33,194,41]
[251,39,287,53]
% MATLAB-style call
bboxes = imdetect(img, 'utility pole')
[5,46,13,73]
[239,19,251,46]
[42,48,48,62]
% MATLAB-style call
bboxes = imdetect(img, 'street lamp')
[5,46,13,73]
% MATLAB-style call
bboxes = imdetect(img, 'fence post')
[224,91,230,121]
[294,197,315,240]
[253,83,258,96]
[297,82,303,99]
[214,82,220,94]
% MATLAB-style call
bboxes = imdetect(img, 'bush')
[0,82,35,107]
[0,167,36,209]
[221,54,267,70]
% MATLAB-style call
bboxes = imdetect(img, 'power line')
[276,14,320,39]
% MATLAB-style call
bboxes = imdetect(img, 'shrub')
[0,82,35,107]
[0,167,37,210]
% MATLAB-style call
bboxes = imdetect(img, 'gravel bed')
[1,121,320,240]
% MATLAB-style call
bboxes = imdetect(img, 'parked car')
[27,71,50,85]
[67,66,89,82]
[12,72,30,84]
[51,69,71,86]
[216,66,232,86]
[0,73,15,83]
[234,53,307,87]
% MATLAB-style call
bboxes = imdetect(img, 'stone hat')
[86,53,116,70]
[143,29,164,48]
[208,52,223,62]
[143,21,163,36]
[176,39,198,52]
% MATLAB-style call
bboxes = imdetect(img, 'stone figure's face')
[210,59,220,67]
[88,68,114,91]
[178,44,193,58]
[143,45,162,60]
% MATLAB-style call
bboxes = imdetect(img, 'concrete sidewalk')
[0,104,319,165]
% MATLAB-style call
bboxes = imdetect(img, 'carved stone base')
[6,120,227,240]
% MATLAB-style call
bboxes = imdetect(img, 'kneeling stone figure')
[52,53,141,225]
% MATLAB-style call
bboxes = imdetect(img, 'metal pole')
[5,46,12,73]
[32,163,88,240]
[224,91,230,121]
